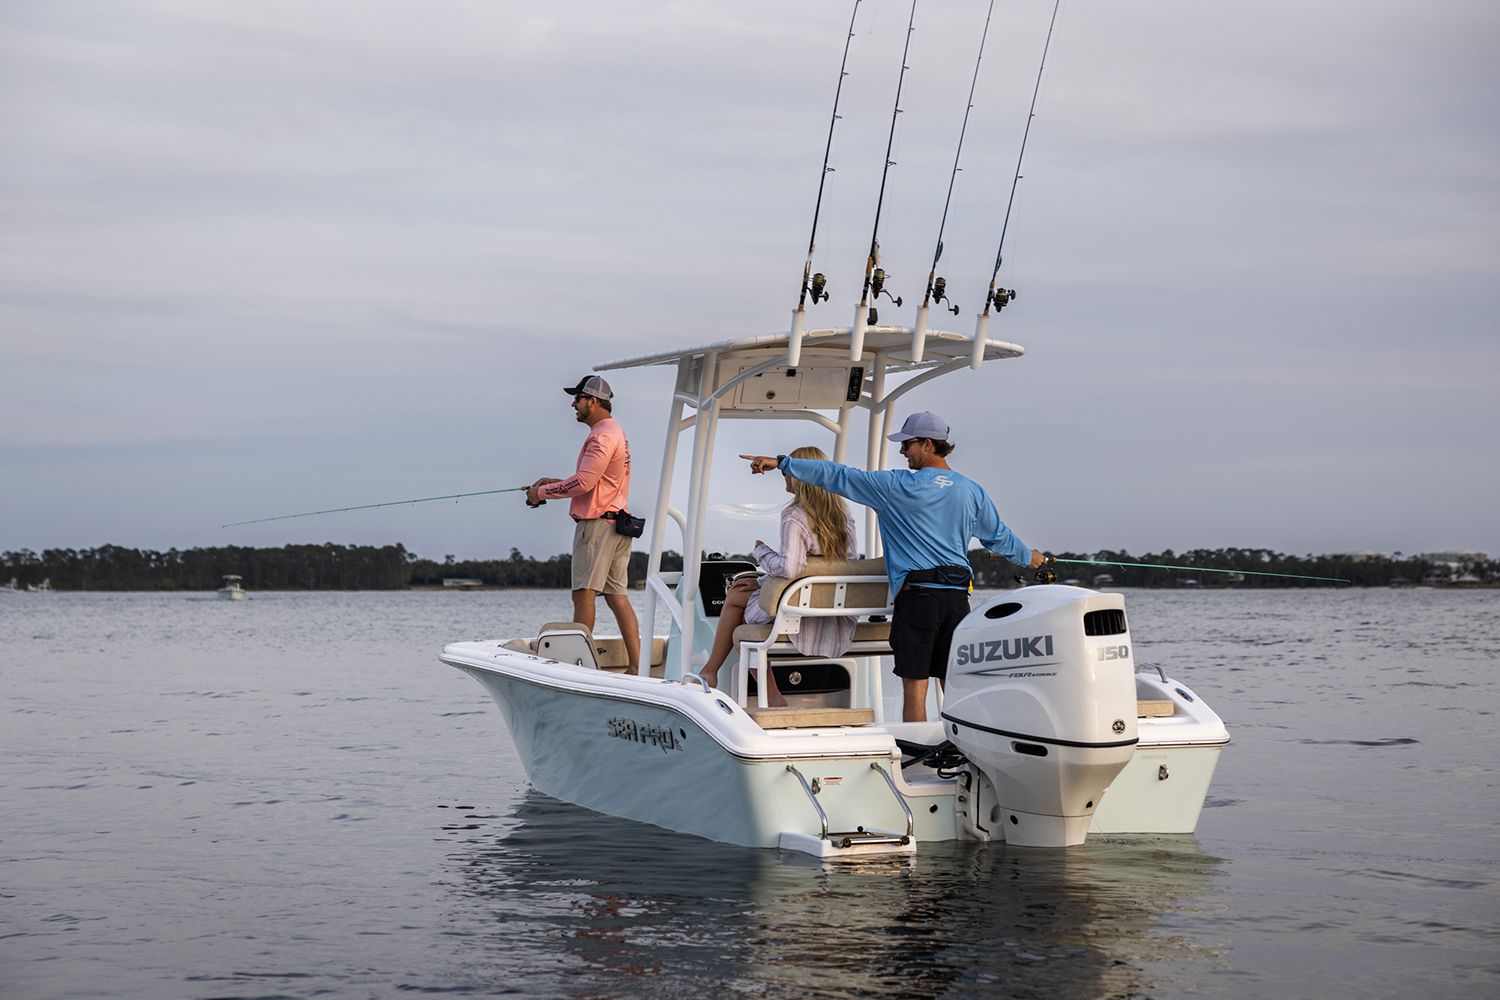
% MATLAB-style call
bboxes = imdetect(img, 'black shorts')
[891,586,971,682]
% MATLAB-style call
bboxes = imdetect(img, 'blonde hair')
[786,446,852,559]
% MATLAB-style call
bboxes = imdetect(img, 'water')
[3,588,1497,998]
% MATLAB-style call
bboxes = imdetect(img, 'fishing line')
[221,486,530,529]
[847,0,919,360]
[1050,557,1351,585]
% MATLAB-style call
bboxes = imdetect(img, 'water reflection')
[440,792,1226,997]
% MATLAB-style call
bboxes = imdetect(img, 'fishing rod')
[969,0,1063,370]
[788,0,863,369]
[1044,557,1351,585]
[849,0,920,362]
[910,0,997,364]
[221,487,529,529]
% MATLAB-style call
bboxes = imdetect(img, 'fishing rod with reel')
[910,0,997,365]
[848,0,920,362]
[969,0,1063,371]
[1009,553,1351,586]
[787,0,864,368]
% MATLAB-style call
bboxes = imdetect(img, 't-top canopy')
[595,326,1023,373]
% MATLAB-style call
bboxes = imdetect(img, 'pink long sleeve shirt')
[538,417,632,520]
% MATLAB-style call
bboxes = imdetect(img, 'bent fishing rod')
[911,0,997,363]
[221,486,530,529]
[849,0,920,362]
[969,0,1063,370]
[788,0,863,368]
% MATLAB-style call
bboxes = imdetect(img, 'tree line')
[1,543,1488,591]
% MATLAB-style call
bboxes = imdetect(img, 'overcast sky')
[2,0,1496,564]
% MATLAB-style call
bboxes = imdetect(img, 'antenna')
[849,0,919,362]
[787,0,863,369]
[911,0,996,364]
[971,0,1063,371]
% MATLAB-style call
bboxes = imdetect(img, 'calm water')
[3,588,1498,998]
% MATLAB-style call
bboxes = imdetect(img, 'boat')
[217,575,246,601]
[25,577,52,593]
[442,328,1229,858]
[443,7,1228,858]
[2,577,20,594]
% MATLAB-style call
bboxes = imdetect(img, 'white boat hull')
[1092,671,1229,834]
[447,643,919,849]
[217,588,245,601]
[445,639,1228,852]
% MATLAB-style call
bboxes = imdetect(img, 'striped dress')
[744,505,859,657]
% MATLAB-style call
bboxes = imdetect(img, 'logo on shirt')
[933,474,954,488]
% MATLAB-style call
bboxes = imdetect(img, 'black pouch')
[609,510,645,538]
[905,564,972,587]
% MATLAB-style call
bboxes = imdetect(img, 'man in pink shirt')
[527,375,641,673]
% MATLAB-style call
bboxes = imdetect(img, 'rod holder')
[970,310,990,371]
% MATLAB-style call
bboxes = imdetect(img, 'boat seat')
[531,623,668,675]
[732,557,893,714]
[1137,699,1175,717]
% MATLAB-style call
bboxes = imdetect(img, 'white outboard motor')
[943,585,1138,847]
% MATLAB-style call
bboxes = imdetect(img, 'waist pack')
[604,510,645,538]
[904,564,972,588]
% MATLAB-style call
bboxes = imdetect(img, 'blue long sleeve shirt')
[777,456,1032,594]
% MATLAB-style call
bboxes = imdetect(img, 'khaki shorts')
[571,518,632,594]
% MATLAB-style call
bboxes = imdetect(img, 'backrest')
[536,622,598,669]
[757,557,890,618]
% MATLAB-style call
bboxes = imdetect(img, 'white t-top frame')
[595,325,1024,678]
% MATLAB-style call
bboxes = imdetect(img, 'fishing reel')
[871,268,902,308]
[806,272,830,305]
[990,287,1017,313]
[1033,552,1057,584]
[931,276,960,316]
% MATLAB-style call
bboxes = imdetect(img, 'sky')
[2,0,1497,563]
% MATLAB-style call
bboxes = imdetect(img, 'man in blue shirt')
[741,411,1048,722]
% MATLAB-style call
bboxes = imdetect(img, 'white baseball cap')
[887,410,950,442]
[563,374,614,400]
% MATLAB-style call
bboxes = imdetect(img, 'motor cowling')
[943,585,1138,847]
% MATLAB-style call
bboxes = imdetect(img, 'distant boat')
[1,577,20,594]
[26,577,53,593]
[1092,573,1115,587]
[1177,578,1200,587]
[442,578,484,589]
[217,575,246,601]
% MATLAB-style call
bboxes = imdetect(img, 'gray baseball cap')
[563,374,614,400]
[887,410,950,442]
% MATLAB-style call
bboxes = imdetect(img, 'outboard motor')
[942,585,1138,848]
